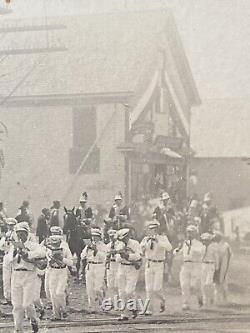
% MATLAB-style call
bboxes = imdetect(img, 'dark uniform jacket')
[36,214,50,243]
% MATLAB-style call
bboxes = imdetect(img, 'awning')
[117,142,184,165]
[160,147,182,159]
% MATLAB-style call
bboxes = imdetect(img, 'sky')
[0,0,250,100]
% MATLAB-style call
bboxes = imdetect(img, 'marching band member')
[174,225,205,311]
[10,222,46,333]
[106,229,118,299]
[200,232,219,307]
[76,192,93,281]
[108,193,130,230]
[213,231,232,305]
[0,217,17,305]
[42,226,70,311]
[46,234,73,321]
[141,220,172,314]
[115,228,142,321]
[81,228,107,313]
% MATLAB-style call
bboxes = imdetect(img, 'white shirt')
[140,234,172,261]
[182,239,205,263]
[46,242,73,268]
[81,241,107,263]
[115,239,142,264]
[9,240,46,271]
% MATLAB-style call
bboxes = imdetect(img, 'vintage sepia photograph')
[0,0,249,332]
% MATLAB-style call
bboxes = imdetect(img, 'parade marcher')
[42,226,70,310]
[213,231,232,305]
[115,228,142,321]
[76,192,93,223]
[200,232,219,307]
[15,205,31,226]
[108,193,130,230]
[0,201,8,235]
[0,217,17,305]
[49,201,61,228]
[45,234,73,321]
[153,192,176,236]
[75,192,93,281]
[10,222,46,333]
[153,192,177,282]
[36,208,50,244]
[16,201,34,227]
[174,225,205,311]
[140,220,172,314]
[106,229,118,299]
[81,228,107,313]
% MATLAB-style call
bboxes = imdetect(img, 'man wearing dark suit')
[36,208,50,243]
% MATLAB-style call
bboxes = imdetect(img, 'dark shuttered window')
[69,107,100,174]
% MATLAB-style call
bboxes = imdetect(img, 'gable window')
[69,107,100,174]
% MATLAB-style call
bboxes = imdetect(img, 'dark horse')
[63,207,91,280]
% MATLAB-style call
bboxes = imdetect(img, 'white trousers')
[106,261,118,296]
[117,264,139,299]
[33,274,43,309]
[180,262,202,306]
[201,263,215,306]
[3,254,12,300]
[145,261,165,311]
[214,279,228,305]
[11,270,37,333]
[117,264,139,316]
[47,268,68,317]
[44,268,51,302]
[86,263,105,309]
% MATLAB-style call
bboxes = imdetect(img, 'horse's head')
[63,207,78,231]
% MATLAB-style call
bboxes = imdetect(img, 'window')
[69,107,100,174]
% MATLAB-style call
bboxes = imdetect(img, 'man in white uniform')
[9,222,46,333]
[0,217,17,305]
[81,228,107,313]
[106,229,118,299]
[141,220,172,314]
[200,232,219,307]
[213,231,232,305]
[115,228,142,320]
[174,225,205,310]
[46,234,73,321]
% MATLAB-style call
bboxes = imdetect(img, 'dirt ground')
[0,247,250,332]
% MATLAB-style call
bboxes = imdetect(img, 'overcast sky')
[1,0,250,100]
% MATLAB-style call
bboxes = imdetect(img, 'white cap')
[114,194,122,201]
[50,226,63,235]
[91,228,102,237]
[117,228,130,240]
[49,235,63,243]
[204,192,212,202]
[15,222,29,233]
[186,225,198,233]
[190,199,198,208]
[161,192,170,200]
[6,218,17,225]
[108,229,117,237]
[200,233,213,240]
[213,230,223,237]
[146,220,160,229]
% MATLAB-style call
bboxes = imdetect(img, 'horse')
[63,207,91,281]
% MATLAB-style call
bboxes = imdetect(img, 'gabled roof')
[191,99,250,157]
[0,10,199,105]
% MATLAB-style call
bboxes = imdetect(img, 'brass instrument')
[13,241,47,270]
[44,242,65,268]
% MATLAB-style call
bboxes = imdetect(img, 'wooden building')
[0,10,200,217]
